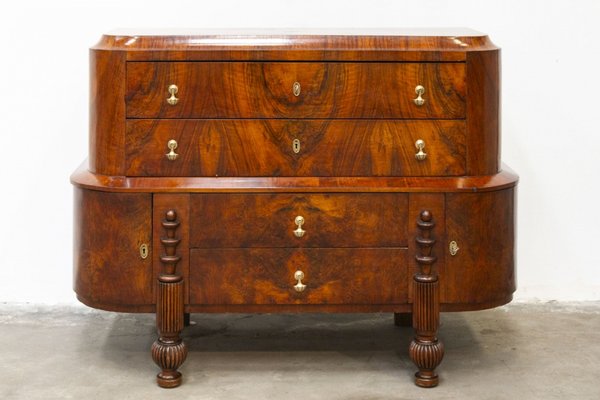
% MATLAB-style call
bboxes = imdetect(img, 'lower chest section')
[73,188,516,311]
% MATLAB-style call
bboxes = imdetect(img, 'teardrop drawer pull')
[167,84,179,105]
[166,139,179,161]
[414,85,425,106]
[293,216,305,237]
[294,270,306,292]
[415,139,427,161]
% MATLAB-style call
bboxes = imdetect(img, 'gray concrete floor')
[0,303,599,399]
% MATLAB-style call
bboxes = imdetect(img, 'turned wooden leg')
[409,210,444,388]
[151,210,187,388]
[394,312,412,327]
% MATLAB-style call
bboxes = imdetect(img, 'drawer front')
[189,248,408,305]
[189,193,408,248]
[125,120,466,177]
[126,62,465,119]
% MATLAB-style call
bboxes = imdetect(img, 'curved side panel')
[73,187,153,309]
[89,49,125,175]
[466,48,501,175]
[442,187,516,306]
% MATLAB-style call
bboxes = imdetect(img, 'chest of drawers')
[71,29,518,388]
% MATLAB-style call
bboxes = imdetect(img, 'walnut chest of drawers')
[71,29,518,388]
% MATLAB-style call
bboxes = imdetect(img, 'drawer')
[189,248,408,305]
[126,62,465,119]
[125,120,466,177]
[189,193,408,248]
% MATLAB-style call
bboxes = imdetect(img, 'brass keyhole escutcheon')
[139,243,149,259]
[292,138,301,154]
[293,81,301,97]
[294,270,306,292]
[166,139,179,161]
[415,139,427,161]
[414,85,425,106]
[294,215,305,237]
[449,241,460,256]
[167,84,179,105]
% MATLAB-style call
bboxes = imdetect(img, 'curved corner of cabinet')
[440,182,516,311]
[73,185,154,312]
[466,47,501,176]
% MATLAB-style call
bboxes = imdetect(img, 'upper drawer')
[125,120,466,177]
[125,62,466,119]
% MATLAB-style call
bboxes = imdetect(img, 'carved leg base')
[409,339,444,387]
[152,339,187,388]
[394,312,412,327]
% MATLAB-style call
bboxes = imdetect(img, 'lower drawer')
[189,248,408,305]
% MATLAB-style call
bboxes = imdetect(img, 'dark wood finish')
[189,193,408,248]
[73,187,152,308]
[466,49,501,175]
[407,193,445,302]
[153,194,190,304]
[190,248,407,305]
[151,210,187,388]
[125,120,466,177]
[126,62,465,119]
[71,161,519,193]
[443,188,516,305]
[409,211,444,388]
[75,30,517,388]
[394,312,412,327]
[89,49,125,175]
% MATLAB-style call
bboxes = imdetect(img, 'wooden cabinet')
[72,29,518,388]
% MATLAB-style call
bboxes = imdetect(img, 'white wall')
[1,0,599,303]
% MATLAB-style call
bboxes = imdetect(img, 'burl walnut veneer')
[72,29,518,388]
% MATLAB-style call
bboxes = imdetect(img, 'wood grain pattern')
[125,120,466,177]
[71,161,519,193]
[89,49,126,175]
[126,62,465,119]
[466,49,500,175]
[443,188,516,305]
[189,248,407,305]
[93,29,498,62]
[73,187,152,308]
[189,193,407,248]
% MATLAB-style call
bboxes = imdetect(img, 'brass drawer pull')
[415,139,427,161]
[293,81,301,97]
[414,85,425,106]
[167,84,179,105]
[293,216,305,237]
[166,139,179,161]
[294,270,306,292]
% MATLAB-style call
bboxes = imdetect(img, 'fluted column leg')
[409,210,444,387]
[152,210,187,388]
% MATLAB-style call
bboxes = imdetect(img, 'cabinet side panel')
[466,49,500,175]
[89,49,125,175]
[73,187,152,308]
[444,188,515,305]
